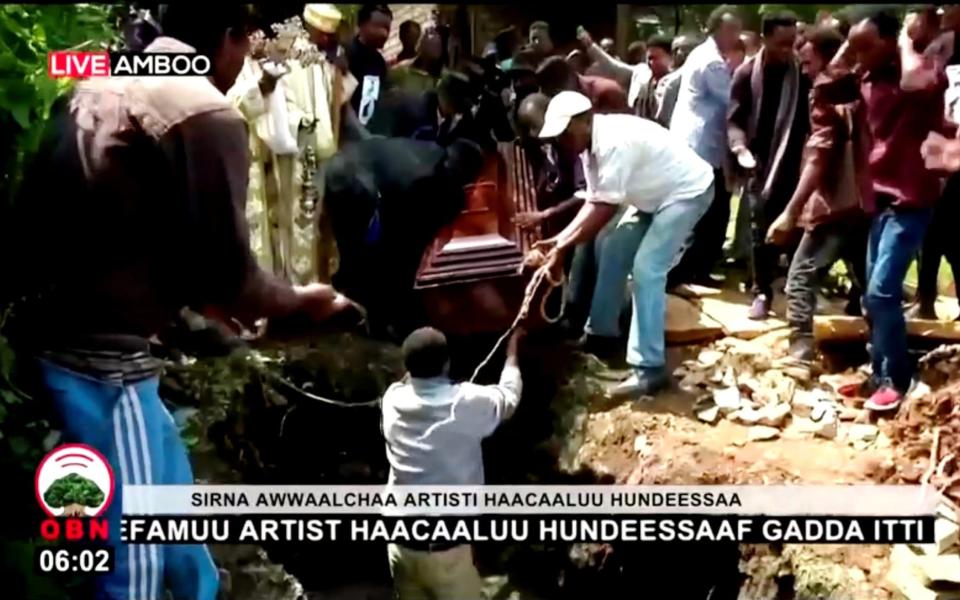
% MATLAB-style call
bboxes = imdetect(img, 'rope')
[468,261,566,383]
[267,371,382,408]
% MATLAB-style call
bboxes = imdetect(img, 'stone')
[697,405,721,424]
[679,370,707,391]
[891,544,960,586]
[796,403,838,439]
[838,407,865,421]
[714,386,743,414]
[750,327,792,355]
[721,367,737,388]
[887,565,960,600]
[633,435,649,455]
[747,426,780,442]
[781,365,812,383]
[757,403,792,427]
[696,349,725,368]
[908,381,933,402]
[791,389,825,418]
[935,518,960,554]
[732,407,763,425]
[847,424,879,444]
[811,402,833,422]
[815,419,838,440]
[939,503,959,525]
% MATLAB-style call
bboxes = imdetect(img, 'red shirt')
[819,62,947,211]
[862,64,946,209]
[577,75,630,114]
[800,81,874,228]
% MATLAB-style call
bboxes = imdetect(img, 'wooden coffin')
[414,141,541,335]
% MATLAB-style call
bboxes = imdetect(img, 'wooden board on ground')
[814,316,960,343]
[697,295,789,340]
[670,283,724,299]
[665,294,724,344]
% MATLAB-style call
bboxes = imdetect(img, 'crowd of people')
[7,3,960,599]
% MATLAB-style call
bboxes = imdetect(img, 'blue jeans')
[586,186,713,368]
[40,361,220,600]
[568,206,629,326]
[864,206,933,392]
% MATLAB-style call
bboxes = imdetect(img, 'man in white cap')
[534,91,714,396]
[229,4,360,285]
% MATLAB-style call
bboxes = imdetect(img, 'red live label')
[48,51,110,78]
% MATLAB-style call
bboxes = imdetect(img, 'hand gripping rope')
[468,252,566,383]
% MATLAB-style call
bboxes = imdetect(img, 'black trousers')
[785,220,868,338]
[916,174,960,308]
[747,180,794,299]
[669,169,730,284]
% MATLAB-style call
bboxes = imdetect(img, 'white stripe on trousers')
[112,393,137,600]
[120,389,147,600]
[128,386,160,600]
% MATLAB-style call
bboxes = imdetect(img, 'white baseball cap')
[538,91,593,139]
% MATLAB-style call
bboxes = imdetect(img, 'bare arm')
[548,196,585,220]
[901,14,943,91]
[584,42,635,88]
[472,329,524,437]
[553,201,619,252]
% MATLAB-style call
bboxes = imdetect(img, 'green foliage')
[0,4,121,206]
[42,472,105,508]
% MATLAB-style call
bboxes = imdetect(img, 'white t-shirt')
[579,113,714,213]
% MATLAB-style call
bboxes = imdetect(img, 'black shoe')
[577,334,623,361]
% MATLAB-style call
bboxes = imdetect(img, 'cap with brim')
[303,4,342,34]
[538,91,593,138]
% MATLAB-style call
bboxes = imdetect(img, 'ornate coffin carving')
[415,141,541,334]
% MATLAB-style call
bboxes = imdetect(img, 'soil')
[168,323,960,598]
[556,347,901,600]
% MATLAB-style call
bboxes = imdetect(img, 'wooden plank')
[814,316,960,343]
[697,295,789,340]
[665,294,724,344]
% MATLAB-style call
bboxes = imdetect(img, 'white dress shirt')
[579,113,714,213]
[382,365,522,486]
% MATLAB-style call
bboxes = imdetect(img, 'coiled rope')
[468,257,566,383]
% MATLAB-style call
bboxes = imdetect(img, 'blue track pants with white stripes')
[40,360,219,600]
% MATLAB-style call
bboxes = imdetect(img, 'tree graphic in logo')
[35,444,114,517]
[43,472,106,517]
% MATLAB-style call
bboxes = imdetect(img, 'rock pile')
[673,332,883,448]
[888,503,960,600]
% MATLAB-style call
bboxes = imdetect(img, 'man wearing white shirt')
[534,91,714,396]
[382,326,523,598]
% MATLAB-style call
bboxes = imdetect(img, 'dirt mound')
[890,379,960,505]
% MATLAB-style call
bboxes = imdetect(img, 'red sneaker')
[864,385,903,412]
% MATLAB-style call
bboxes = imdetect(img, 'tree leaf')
[8,435,30,457]
[10,103,29,128]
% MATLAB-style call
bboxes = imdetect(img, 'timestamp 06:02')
[35,548,114,574]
